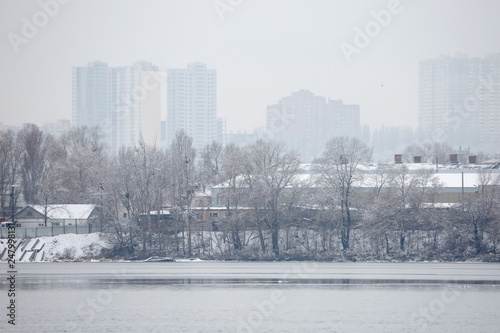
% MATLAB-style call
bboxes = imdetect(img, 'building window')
[209,212,218,218]
[27,211,32,217]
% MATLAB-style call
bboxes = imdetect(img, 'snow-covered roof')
[420,203,461,209]
[212,168,500,191]
[31,204,98,219]
[147,209,170,215]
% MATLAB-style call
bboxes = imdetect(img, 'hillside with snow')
[0,233,112,262]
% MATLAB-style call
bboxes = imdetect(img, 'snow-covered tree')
[315,137,371,251]
[242,139,300,255]
[18,124,51,204]
[47,127,108,204]
[0,129,21,218]
[388,165,439,251]
[205,143,250,252]
[167,130,197,256]
[461,170,500,254]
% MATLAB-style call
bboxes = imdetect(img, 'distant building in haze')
[115,61,162,150]
[167,62,217,152]
[42,119,71,137]
[72,61,161,154]
[217,117,226,147]
[266,90,360,161]
[418,54,500,152]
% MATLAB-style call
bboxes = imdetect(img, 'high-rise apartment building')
[267,90,360,161]
[167,62,217,152]
[419,54,500,152]
[73,61,114,146]
[115,61,161,150]
[72,61,161,153]
[216,117,226,147]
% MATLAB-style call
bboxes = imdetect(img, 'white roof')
[31,204,97,219]
[147,209,170,215]
[213,169,498,190]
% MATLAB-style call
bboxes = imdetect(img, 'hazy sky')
[1,0,499,132]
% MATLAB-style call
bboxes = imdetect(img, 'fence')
[0,225,114,239]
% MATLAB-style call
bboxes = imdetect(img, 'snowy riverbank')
[0,233,112,262]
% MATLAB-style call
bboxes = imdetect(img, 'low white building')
[14,204,100,228]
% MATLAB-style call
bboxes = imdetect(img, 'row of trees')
[1,124,499,260]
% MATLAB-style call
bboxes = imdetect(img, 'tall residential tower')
[418,54,500,152]
[72,61,161,154]
[167,62,217,152]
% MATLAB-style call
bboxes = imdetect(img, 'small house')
[14,204,100,228]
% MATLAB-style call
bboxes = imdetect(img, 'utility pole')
[44,196,48,227]
[10,185,15,223]
[100,182,104,232]
[461,172,464,203]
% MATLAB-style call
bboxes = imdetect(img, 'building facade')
[72,61,161,154]
[266,90,360,161]
[418,54,500,152]
[42,119,71,137]
[167,62,217,152]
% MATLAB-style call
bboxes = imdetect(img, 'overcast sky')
[1,0,499,133]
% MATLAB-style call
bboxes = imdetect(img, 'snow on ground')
[174,258,203,262]
[40,233,110,261]
[0,232,112,262]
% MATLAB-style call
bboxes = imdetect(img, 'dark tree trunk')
[385,233,390,255]
[257,224,266,254]
[474,222,482,254]
[271,217,279,256]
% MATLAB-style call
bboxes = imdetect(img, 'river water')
[2,262,500,332]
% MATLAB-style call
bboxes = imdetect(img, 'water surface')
[2,262,500,332]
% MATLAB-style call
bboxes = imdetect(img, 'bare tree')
[242,139,300,256]
[461,170,500,254]
[403,142,452,164]
[207,143,250,252]
[315,137,371,251]
[387,165,439,252]
[130,140,166,253]
[18,124,48,204]
[46,127,108,204]
[362,164,397,255]
[104,148,139,254]
[199,141,224,187]
[0,130,21,217]
[167,130,197,256]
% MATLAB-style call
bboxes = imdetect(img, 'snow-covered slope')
[0,233,111,262]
